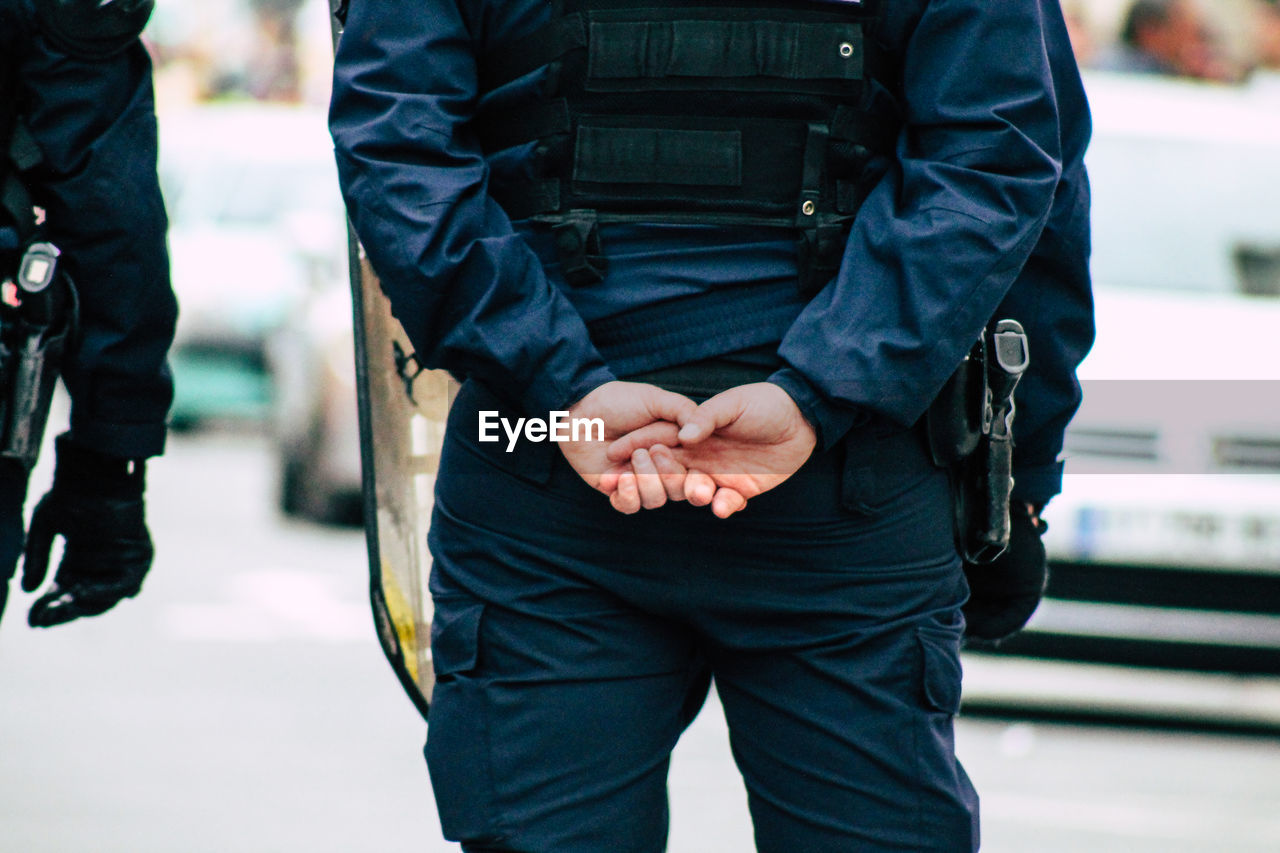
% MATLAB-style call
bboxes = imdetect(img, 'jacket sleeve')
[768,0,1069,452]
[329,0,615,416]
[999,5,1095,508]
[18,21,176,458]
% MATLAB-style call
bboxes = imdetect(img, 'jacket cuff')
[53,433,146,497]
[68,418,166,459]
[768,367,865,453]
[530,364,618,416]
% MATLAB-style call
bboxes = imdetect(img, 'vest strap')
[552,208,608,286]
[472,97,571,155]
[490,178,562,221]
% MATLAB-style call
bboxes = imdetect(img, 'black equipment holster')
[926,319,1030,564]
[0,242,78,470]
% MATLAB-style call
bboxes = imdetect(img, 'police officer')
[0,0,176,628]
[331,0,1093,849]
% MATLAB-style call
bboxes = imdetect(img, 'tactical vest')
[473,0,899,292]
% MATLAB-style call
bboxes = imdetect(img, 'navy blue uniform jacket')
[330,0,1094,506]
[1,0,176,458]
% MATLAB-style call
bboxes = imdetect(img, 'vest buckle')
[552,208,608,286]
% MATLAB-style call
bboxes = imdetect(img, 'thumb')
[637,385,698,427]
[20,495,58,593]
[678,389,745,445]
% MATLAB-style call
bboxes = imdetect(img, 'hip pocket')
[841,419,937,518]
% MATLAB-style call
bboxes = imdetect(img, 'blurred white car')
[996,72,1280,675]
[160,103,344,427]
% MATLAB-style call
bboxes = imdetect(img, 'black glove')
[961,506,1048,644]
[20,434,153,628]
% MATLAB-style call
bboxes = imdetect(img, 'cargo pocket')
[425,594,506,844]
[430,595,484,682]
[917,624,963,716]
[912,619,977,846]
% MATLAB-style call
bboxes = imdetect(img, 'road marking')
[162,569,371,643]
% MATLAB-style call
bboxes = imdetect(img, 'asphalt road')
[2,431,1279,852]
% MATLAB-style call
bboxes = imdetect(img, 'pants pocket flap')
[917,625,963,715]
[431,596,484,676]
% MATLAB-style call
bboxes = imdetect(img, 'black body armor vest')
[473,0,900,290]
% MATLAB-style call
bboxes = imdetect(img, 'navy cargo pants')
[0,463,29,589]
[425,381,979,852]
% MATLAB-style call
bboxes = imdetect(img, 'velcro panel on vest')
[487,114,807,218]
[565,115,804,215]
[587,19,862,84]
[573,126,741,186]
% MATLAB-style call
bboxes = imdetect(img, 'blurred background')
[3,0,1280,850]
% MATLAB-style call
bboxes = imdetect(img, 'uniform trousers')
[0,462,29,576]
[425,380,979,852]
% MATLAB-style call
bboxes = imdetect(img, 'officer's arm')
[998,184,1094,509]
[19,0,176,458]
[8,0,171,628]
[329,0,615,416]
[770,0,1069,452]
[995,6,1096,510]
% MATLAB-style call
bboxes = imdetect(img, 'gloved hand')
[20,433,153,628]
[962,504,1048,643]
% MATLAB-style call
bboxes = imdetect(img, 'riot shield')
[331,7,450,721]
[347,238,453,722]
